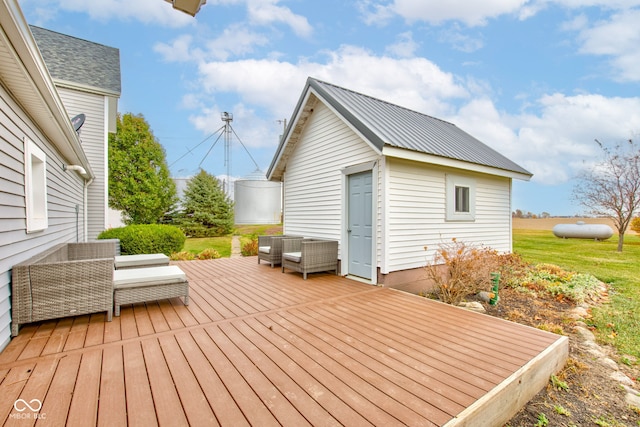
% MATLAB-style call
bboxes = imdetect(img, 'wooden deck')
[0,257,568,426]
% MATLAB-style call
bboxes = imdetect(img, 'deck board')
[97,346,127,427]
[157,334,219,426]
[141,338,189,426]
[67,349,102,426]
[39,353,81,425]
[122,342,158,427]
[0,256,567,426]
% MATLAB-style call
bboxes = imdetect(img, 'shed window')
[446,174,475,221]
[454,185,470,213]
[24,138,48,232]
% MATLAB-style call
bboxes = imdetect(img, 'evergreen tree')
[179,169,234,236]
[108,113,178,224]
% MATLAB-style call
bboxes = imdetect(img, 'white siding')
[385,157,512,272]
[283,101,379,258]
[0,84,85,350]
[57,88,107,239]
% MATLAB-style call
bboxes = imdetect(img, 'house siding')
[385,157,512,272]
[57,87,107,239]
[283,101,379,259]
[0,83,85,349]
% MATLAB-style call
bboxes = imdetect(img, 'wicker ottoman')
[113,265,189,316]
[114,253,170,269]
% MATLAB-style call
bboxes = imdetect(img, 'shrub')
[424,238,502,305]
[176,224,229,238]
[197,248,221,260]
[631,216,640,234]
[522,264,602,304]
[241,236,258,257]
[170,251,195,261]
[98,224,185,255]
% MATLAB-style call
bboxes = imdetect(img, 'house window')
[446,174,475,221]
[24,138,48,232]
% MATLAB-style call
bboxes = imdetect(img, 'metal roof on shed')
[268,78,531,180]
[308,78,531,177]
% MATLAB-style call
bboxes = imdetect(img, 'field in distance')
[513,217,638,234]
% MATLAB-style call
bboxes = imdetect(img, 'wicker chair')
[11,243,114,336]
[258,235,299,267]
[281,238,339,279]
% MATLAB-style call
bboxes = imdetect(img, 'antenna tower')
[221,112,233,194]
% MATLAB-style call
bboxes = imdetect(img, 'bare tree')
[573,138,640,252]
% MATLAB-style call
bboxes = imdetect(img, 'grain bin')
[234,169,282,224]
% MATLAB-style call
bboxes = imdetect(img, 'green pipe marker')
[489,272,500,305]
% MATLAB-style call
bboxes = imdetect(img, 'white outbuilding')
[267,77,533,290]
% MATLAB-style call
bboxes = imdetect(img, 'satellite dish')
[71,113,86,132]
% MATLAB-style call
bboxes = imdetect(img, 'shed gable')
[282,101,379,255]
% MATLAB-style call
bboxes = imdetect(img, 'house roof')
[268,77,532,181]
[0,0,92,177]
[30,26,121,96]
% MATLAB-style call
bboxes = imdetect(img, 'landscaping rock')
[626,391,640,408]
[574,325,596,342]
[567,306,589,319]
[600,357,619,371]
[574,317,639,416]
[458,301,486,313]
[477,291,492,303]
[611,371,636,387]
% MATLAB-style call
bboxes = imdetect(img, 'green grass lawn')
[182,224,283,258]
[183,236,232,258]
[513,229,640,359]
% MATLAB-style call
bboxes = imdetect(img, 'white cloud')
[438,25,484,52]
[541,0,640,8]
[360,0,640,28]
[191,45,469,122]
[21,0,195,27]
[451,93,640,184]
[154,35,200,62]
[573,9,640,81]
[246,0,313,37]
[385,32,419,58]
[205,24,271,60]
[362,0,530,26]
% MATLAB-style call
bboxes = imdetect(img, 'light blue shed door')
[348,171,373,279]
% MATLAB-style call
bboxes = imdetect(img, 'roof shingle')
[30,25,121,95]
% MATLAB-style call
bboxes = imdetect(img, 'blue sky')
[19,0,640,216]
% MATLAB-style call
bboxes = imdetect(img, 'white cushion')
[258,246,271,254]
[114,253,169,268]
[283,252,302,263]
[113,265,186,289]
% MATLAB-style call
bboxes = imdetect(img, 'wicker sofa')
[11,242,116,336]
[281,238,339,280]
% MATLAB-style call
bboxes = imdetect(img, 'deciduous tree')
[573,139,640,252]
[109,113,177,224]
